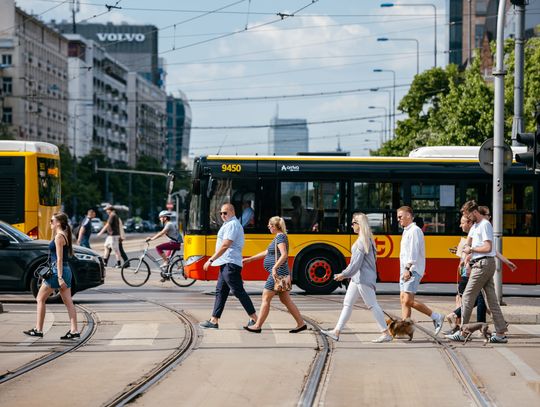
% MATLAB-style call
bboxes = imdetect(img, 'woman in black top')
[242,216,306,333]
[24,212,80,339]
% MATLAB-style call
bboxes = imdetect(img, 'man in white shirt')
[446,201,508,343]
[199,203,258,329]
[240,200,255,228]
[398,206,444,335]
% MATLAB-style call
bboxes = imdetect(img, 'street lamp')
[368,105,388,141]
[373,69,396,139]
[370,88,392,141]
[377,37,420,75]
[381,2,437,68]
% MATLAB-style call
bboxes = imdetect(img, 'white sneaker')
[433,314,444,336]
[321,329,339,341]
[372,334,393,343]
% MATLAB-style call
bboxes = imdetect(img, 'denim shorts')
[399,270,421,294]
[44,264,73,289]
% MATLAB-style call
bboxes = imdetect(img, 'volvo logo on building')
[96,33,146,42]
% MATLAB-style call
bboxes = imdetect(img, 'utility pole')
[493,0,507,304]
[70,0,80,33]
[511,1,526,146]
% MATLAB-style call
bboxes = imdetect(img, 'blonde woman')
[322,212,392,343]
[242,216,306,333]
[24,212,80,339]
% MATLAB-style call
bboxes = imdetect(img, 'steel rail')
[99,291,200,407]
[0,304,98,384]
[309,295,492,407]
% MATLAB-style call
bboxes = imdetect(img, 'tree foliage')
[375,37,540,156]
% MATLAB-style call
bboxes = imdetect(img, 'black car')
[0,220,105,301]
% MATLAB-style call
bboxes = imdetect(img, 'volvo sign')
[96,33,146,42]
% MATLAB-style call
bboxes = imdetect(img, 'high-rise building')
[166,92,191,168]
[267,115,309,155]
[0,0,68,144]
[66,34,129,163]
[127,72,167,167]
[54,22,162,88]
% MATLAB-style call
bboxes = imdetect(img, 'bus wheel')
[296,252,340,294]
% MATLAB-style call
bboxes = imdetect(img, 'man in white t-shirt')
[446,200,508,343]
[398,206,444,336]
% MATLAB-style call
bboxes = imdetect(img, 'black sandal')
[23,328,43,337]
[289,325,307,333]
[243,326,262,333]
[60,331,80,340]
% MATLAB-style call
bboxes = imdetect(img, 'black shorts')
[458,276,469,295]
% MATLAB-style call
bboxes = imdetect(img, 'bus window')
[281,181,342,233]
[37,157,61,206]
[410,183,460,234]
[208,178,257,231]
[353,182,393,233]
[504,184,535,236]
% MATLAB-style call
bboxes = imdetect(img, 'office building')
[268,115,309,155]
[166,92,191,168]
[66,34,129,163]
[0,0,68,144]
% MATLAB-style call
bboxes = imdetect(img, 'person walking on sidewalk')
[77,208,96,249]
[446,200,509,343]
[97,205,122,267]
[199,203,258,329]
[242,216,305,333]
[398,206,444,335]
[321,212,392,343]
[24,212,80,339]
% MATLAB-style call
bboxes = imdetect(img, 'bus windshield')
[37,157,61,206]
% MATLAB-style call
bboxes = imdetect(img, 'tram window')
[503,184,535,236]
[281,181,341,233]
[208,178,257,231]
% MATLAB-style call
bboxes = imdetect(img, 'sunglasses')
[351,221,358,225]
[220,211,228,215]
[50,219,55,223]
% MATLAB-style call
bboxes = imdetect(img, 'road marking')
[496,348,540,382]
[201,329,242,344]
[514,325,540,335]
[110,323,159,346]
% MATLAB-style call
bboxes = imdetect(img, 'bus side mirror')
[207,177,217,199]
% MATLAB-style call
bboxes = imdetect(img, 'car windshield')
[0,221,33,242]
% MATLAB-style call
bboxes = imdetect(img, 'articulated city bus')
[183,149,538,293]
[0,141,61,240]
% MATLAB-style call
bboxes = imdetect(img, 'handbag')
[273,236,292,292]
[34,253,54,280]
[35,262,53,280]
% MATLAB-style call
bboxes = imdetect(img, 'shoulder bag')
[35,254,53,280]
[273,235,292,292]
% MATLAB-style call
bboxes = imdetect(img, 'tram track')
[97,289,200,407]
[0,304,98,385]
[308,294,492,407]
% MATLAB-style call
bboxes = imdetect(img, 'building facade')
[166,92,191,168]
[127,72,167,167]
[0,0,68,144]
[66,34,129,163]
[55,22,162,88]
[267,116,309,155]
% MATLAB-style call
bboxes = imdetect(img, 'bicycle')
[120,242,196,288]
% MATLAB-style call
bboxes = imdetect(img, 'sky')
[16,0,450,157]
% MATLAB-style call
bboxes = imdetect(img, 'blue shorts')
[399,271,421,294]
[44,264,73,289]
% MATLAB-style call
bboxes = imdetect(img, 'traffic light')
[516,108,540,172]
[515,132,537,171]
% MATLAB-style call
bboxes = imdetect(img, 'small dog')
[461,322,492,345]
[386,317,415,341]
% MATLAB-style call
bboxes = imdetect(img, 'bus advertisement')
[183,152,538,294]
[0,141,61,240]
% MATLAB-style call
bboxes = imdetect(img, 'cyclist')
[145,211,182,281]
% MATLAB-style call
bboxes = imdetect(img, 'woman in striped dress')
[242,216,306,333]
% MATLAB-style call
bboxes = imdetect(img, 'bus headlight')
[185,255,204,266]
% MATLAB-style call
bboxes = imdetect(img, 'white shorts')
[104,235,120,251]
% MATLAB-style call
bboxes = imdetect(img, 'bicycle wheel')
[168,257,196,287]
[121,258,151,287]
